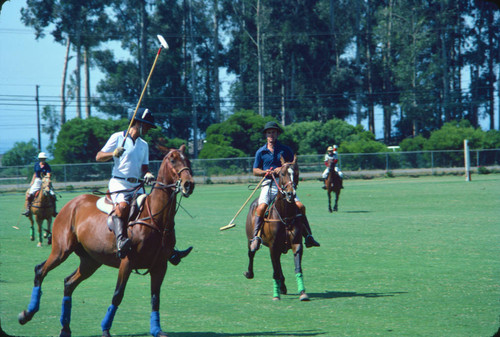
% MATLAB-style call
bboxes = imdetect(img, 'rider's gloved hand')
[144,172,155,185]
[113,147,125,158]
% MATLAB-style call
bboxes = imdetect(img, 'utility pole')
[36,85,41,151]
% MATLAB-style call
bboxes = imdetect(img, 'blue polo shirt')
[253,142,294,175]
[34,162,51,178]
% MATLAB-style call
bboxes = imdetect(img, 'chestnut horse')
[326,159,342,212]
[244,156,310,301]
[18,146,194,337]
[26,176,55,246]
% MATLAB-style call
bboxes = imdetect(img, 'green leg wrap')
[30,226,34,240]
[296,273,305,293]
[273,279,281,299]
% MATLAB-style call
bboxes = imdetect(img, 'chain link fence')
[1,149,499,190]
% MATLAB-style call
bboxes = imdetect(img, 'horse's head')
[157,144,195,197]
[278,155,298,204]
[41,176,53,197]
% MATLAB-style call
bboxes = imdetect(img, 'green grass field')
[1,175,499,337]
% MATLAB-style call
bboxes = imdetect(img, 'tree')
[199,110,271,158]
[2,140,39,166]
[52,117,128,163]
[41,105,60,155]
[21,0,114,120]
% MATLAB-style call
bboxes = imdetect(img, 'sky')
[0,1,498,156]
[0,1,116,154]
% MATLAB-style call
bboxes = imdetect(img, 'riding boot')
[22,193,35,217]
[322,179,327,190]
[110,215,132,259]
[250,215,264,252]
[301,216,320,248]
[169,246,193,265]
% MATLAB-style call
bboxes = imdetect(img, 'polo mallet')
[122,34,169,146]
[219,175,267,231]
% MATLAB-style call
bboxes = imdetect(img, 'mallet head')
[157,35,169,50]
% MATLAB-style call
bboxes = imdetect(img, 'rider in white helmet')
[22,152,57,217]
[321,145,344,189]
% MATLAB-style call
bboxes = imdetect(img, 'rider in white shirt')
[322,145,344,189]
[96,108,192,262]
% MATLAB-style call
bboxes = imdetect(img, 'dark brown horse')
[244,156,309,301]
[26,176,55,246]
[326,159,342,212]
[18,145,194,337]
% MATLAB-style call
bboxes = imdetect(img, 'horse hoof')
[37,242,42,247]
[102,330,111,337]
[299,291,310,301]
[59,327,71,337]
[30,236,34,241]
[156,331,169,337]
[243,271,254,279]
[47,236,52,245]
[272,297,280,301]
[18,310,33,325]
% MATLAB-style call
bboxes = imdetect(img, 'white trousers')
[322,167,344,179]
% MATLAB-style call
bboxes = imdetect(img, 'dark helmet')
[129,108,157,128]
[262,121,282,134]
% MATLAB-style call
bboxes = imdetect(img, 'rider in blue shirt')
[250,121,320,252]
[23,152,57,217]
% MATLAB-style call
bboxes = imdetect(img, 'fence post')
[464,139,471,181]
[431,152,434,175]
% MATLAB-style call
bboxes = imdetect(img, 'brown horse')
[26,176,55,246]
[244,156,310,301]
[18,145,194,337]
[326,159,342,212]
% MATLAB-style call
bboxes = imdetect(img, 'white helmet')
[38,152,48,159]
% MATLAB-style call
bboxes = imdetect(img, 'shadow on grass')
[168,331,325,337]
[308,290,407,299]
[342,210,371,213]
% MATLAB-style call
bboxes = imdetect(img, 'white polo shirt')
[101,131,149,180]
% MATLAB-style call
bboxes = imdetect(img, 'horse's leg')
[244,248,256,279]
[292,243,309,301]
[46,218,53,245]
[19,245,74,325]
[29,216,35,241]
[270,249,285,300]
[333,191,339,212]
[101,260,132,337]
[59,255,102,337]
[36,216,43,247]
[327,191,332,213]
[149,263,168,337]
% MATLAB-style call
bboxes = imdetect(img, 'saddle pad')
[96,194,147,214]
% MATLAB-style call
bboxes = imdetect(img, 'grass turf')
[0,174,499,337]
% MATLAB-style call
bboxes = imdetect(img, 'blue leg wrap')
[101,304,118,332]
[150,311,161,336]
[27,286,42,313]
[60,296,72,327]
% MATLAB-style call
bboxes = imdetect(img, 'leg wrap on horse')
[273,279,281,299]
[101,304,118,332]
[27,286,42,313]
[60,296,72,327]
[150,311,162,336]
[295,273,305,294]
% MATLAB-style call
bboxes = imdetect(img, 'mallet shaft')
[220,175,267,231]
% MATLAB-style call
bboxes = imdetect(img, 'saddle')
[96,194,147,218]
